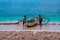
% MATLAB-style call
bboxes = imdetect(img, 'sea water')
[0,0,60,22]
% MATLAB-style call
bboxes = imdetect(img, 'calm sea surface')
[0,0,60,22]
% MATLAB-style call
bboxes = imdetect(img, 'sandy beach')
[0,31,60,40]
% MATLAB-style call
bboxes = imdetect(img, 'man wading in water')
[38,15,43,27]
[23,15,26,29]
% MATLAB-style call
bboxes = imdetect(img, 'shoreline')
[0,21,59,30]
[0,21,60,25]
[0,30,60,32]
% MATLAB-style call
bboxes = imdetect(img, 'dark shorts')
[39,21,42,25]
[23,22,26,25]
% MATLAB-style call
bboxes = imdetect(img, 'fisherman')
[23,15,26,26]
[38,15,43,27]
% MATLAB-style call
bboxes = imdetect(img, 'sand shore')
[0,31,60,40]
[0,22,59,30]
[0,22,60,30]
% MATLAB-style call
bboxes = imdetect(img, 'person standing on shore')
[23,15,26,29]
[38,15,43,27]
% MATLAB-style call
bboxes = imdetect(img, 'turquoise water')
[0,0,60,22]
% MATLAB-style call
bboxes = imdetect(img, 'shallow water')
[0,0,60,22]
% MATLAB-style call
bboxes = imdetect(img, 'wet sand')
[0,22,60,40]
[0,22,60,30]
[0,31,60,40]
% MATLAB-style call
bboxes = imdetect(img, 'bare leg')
[40,24,42,27]
[40,24,42,30]
[23,24,24,29]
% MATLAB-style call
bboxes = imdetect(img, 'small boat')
[25,21,38,27]
[25,16,50,27]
